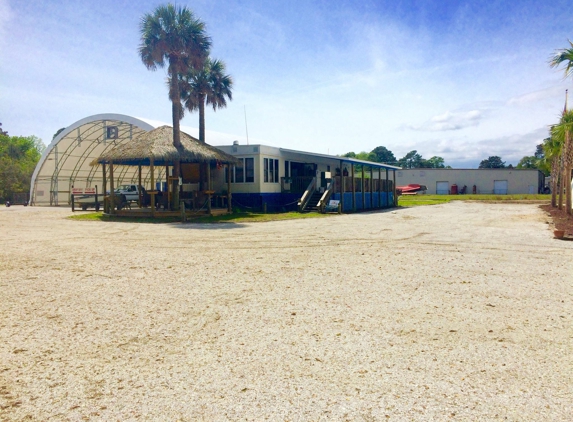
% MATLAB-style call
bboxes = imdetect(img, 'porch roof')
[279,148,402,170]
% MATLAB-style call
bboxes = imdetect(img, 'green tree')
[179,58,233,143]
[370,146,396,164]
[0,134,44,202]
[397,150,424,169]
[516,156,538,169]
[0,122,7,136]
[478,156,506,168]
[425,156,446,168]
[550,40,573,78]
[551,110,573,214]
[542,135,562,207]
[139,3,211,155]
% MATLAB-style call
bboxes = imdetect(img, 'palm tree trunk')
[559,165,564,210]
[551,157,558,206]
[567,165,572,215]
[551,157,558,207]
[169,62,181,209]
[199,95,206,143]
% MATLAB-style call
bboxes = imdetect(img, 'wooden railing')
[318,180,335,212]
[282,176,314,193]
[297,177,316,212]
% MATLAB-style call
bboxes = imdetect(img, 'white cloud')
[408,109,486,132]
[507,86,565,106]
[0,0,13,47]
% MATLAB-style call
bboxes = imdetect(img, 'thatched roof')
[93,125,239,166]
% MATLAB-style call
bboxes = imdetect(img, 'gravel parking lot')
[1,202,572,421]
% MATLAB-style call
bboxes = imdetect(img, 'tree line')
[0,123,45,203]
[342,146,449,169]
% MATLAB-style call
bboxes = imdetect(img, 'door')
[436,181,449,195]
[494,180,508,194]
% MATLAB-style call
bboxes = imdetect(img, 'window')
[264,158,269,183]
[245,158,254,183]
[228,157,254,183]
[264,158,279,183]
[235,159,244,183]
[284,160,290,178]
[274,159,279,183]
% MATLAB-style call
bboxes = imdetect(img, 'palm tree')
[139,4,211,148]
[551,110,573,214]
[543,135,562,207]
[179,58,233,143]
[550,40,573,78]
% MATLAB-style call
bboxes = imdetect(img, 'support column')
[361,166,365,210]
[109,161,115,215]
[386,168,389,207]
[207,162,212,214]
[370,166,373,209]
[393,169,397,206]
[351,163,356,212]
[150,160,155,218]
[138,165,142,208]
[378,167,382,208]
[102,163,107,199]
[340,159,344,213]
[227,163,232,212]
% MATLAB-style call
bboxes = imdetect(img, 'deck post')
[207,162,212,214]
[150,159,155,218]
[370,166,373,209]
[361,166,365,210]
[378,167,382,208]
[340,159,344,213]
[109,161,115,215]
[393,169,397,206]
[102,163,107,201]
[227,163,232,213]
[386,168,389,207]
[351,163,356,212]
[138,165,142,208]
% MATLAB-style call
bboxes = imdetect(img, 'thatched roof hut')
[94,125,238,166]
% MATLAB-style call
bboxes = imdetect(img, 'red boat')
[396,184,427,195]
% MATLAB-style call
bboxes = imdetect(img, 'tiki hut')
[94,125,238,216]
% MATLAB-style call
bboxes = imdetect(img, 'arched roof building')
[30,114,158,205]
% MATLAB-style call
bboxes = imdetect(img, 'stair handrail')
[317,180,335,213]
[298,177,316,212]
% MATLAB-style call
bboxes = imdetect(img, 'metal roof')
[279,148,401,170]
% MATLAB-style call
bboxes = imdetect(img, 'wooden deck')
[107,207,230,219]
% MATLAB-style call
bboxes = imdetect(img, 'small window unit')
[264,158,279,183]
[228,157,254,183]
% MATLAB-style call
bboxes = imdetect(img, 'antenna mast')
[244,105,250,145]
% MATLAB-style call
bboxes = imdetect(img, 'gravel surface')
[1,202,572,421]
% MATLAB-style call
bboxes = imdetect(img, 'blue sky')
[1,0,572,167]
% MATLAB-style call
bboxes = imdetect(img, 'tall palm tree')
[551,110,573,214]
[543,135,562,207]
[550,40,573,78]
[179,58,233,143]
[139,3,211,149]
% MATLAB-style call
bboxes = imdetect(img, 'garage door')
[436,181,449,195]
[494,180,508,194]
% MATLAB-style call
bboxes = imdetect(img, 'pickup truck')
[114,185,151,206]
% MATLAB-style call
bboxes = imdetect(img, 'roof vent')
[233,140,239,146]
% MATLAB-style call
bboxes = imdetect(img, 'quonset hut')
[30,114,157,206]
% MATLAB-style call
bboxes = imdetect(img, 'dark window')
[235,159,244,183]
[274,159,279,183]
[245,158,254,183]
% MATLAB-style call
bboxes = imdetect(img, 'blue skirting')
[331,192,394,212]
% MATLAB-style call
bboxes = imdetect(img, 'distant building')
[396,168,545,195]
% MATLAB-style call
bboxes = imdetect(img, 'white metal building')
[396,168,545,195]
